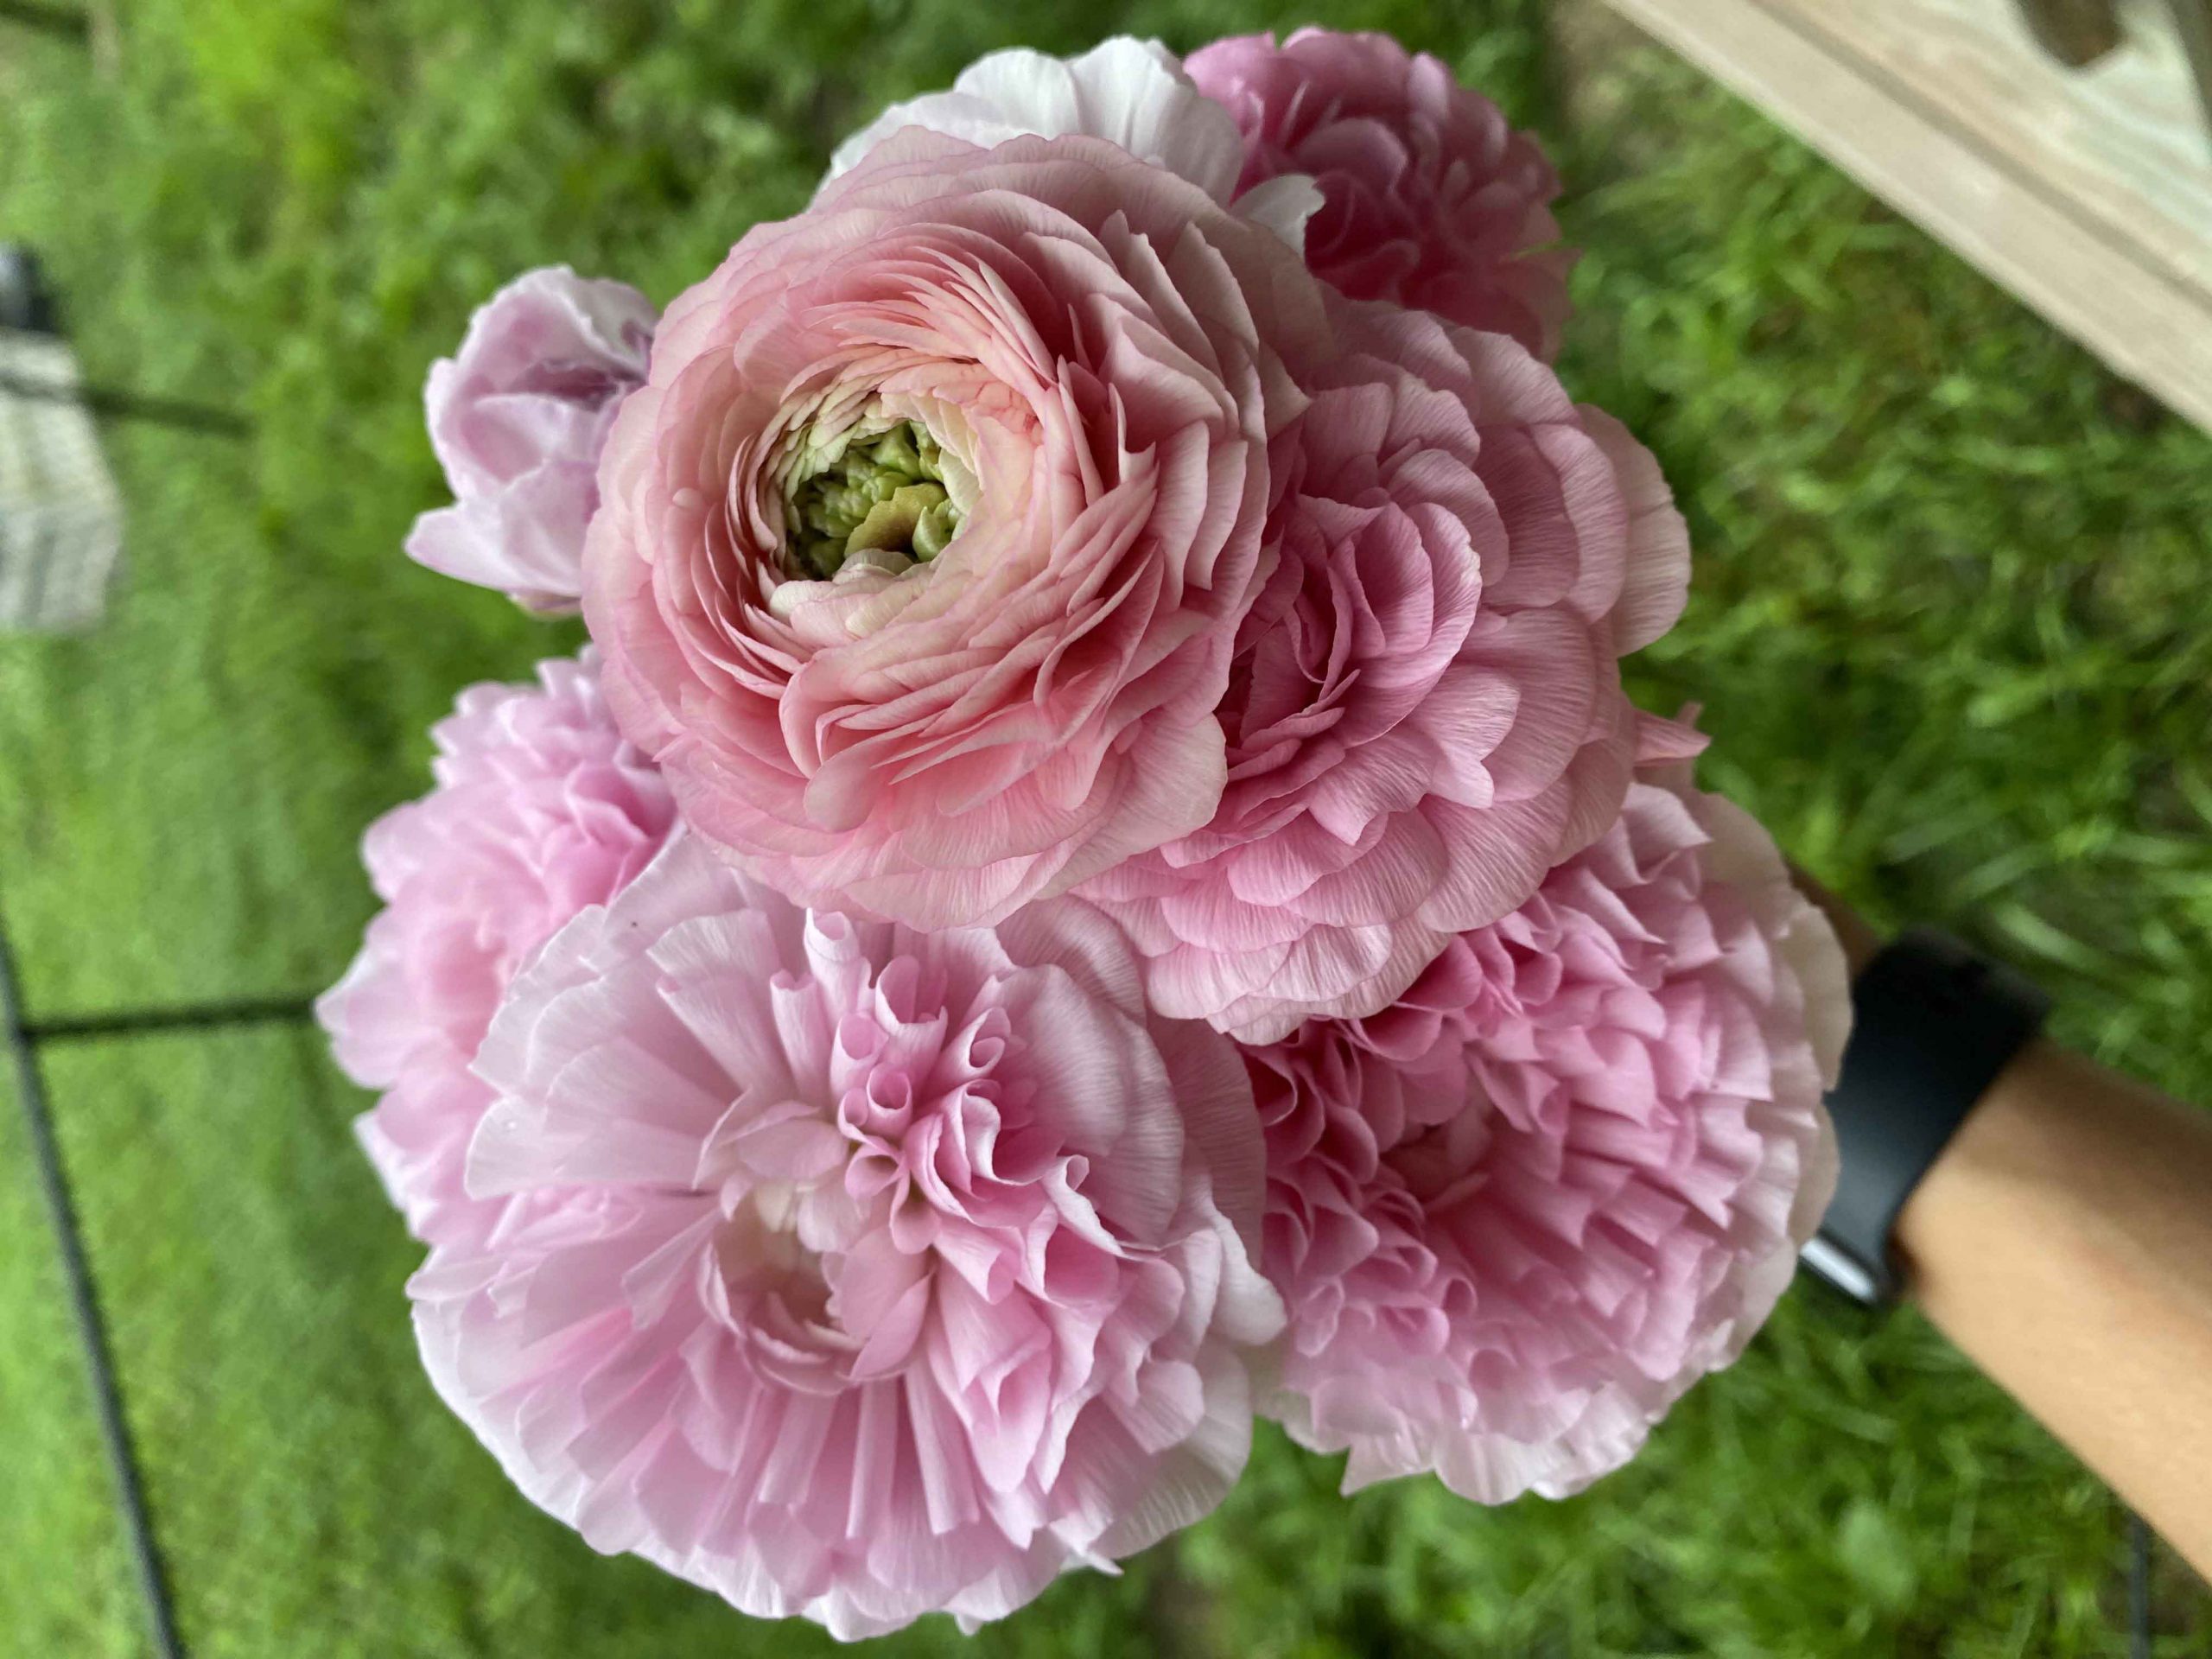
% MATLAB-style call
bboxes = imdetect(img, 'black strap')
[1806,928,2050,1304]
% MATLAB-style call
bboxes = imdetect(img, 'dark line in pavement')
[0,1,91,40]
[0,371,252,438]
[0,904,187,1659]
[23,995,319,1044]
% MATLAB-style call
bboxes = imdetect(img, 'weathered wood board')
[1604,0,2212,432]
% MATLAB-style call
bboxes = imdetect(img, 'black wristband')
[1804,928,2049,1305]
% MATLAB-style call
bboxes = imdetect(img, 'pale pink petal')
[408,267,657,611]
[588,132,1332,929]
[828,39,1247,209]
[315,652,676,1249]
[1080,301,1681,1040]
[410,836,1281,1637]
[1245,763,1848,1503]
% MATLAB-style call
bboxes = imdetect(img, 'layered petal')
[1246,764,1847,1503]
[585,132,1332,928]
[1189,29,1573,358]
[315,652,677,1248]
[414,836,1281,1637]
[407,267,658,611]
[824,38,1322,254]
[830,39,1241,203]
[1080,301,1692,1041]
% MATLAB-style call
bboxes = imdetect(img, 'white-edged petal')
[826,39,1287,235]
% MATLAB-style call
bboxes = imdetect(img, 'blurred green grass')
[2,0,2209,1653]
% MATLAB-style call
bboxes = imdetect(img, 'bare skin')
[1796,876,2212,1576]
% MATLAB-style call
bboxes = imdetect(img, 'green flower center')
[785,420,962,580]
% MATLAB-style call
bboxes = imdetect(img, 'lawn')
[3,1,2210,1654]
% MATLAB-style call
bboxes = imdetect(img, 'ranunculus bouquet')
[321,33,1849,1639]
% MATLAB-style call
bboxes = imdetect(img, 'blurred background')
[4,1,2210,1654]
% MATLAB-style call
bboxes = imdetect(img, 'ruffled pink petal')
[1188,29,1575,358]
[1080,301,1680,1042]
[315,652,677,1249]
[1245,763,1847,1503]
[411,835,1281,1637]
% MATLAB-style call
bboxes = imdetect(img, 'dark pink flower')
[1188,29,1574,358]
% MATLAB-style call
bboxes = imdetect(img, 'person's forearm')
[1790,873,2212,1570]
[1894,1039,2212,1573]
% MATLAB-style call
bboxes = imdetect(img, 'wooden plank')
[1603,0,2212,434]
[1766,0,2212,294]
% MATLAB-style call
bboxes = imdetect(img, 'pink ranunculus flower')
[1079,301,1692,1043]
[407,267,658,612]
[315,652,676,1249]
[582,131,1331,931]
[410,835,1282,1638]
[1245,765,1848,1503]
[1187,29,1575,359]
